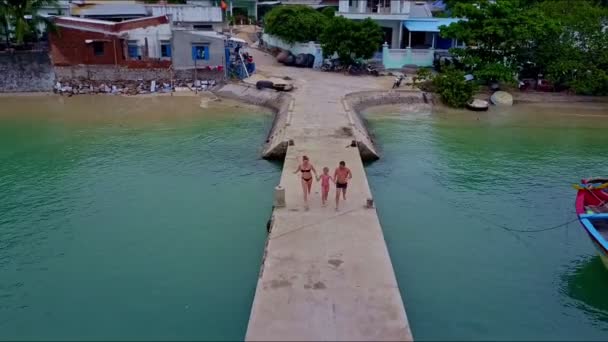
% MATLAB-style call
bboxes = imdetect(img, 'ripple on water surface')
[0,96,281,340]
[364,102,608,340]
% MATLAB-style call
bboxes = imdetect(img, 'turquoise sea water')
[0,96,280,340]
[2,96,608,340]
[364,103,608,340]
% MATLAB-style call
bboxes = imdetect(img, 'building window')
[193,24,213,31]
[161,40,172,58]
[127,40,140,59]
[191,45,209,61]
[92,42,104,56]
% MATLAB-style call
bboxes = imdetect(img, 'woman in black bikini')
[293,155,318,209]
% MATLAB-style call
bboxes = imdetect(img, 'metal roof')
[409,2,432,18]
[403,18,463,32]
[76,4,147,17]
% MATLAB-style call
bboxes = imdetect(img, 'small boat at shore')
[466,99,489,111]
[575,178,608,270]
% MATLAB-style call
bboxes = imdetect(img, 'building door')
[381,26,392,49]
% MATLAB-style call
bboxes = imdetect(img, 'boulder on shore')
[490,91,514,106]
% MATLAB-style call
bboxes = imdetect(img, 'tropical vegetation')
[1,0,59,47]
[319,16,383,65]
[439,0,608,95]
[263,5,383,64]
[263,5,327,44]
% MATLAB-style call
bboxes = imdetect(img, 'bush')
[432,67,476,108]
[413,68,433,86]
[570,68,608,96]
[321,6,336,18]
[264,5,328,44]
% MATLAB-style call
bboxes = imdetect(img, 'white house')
[338,0,464,68]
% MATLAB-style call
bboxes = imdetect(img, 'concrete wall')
[50,27,124,66]
[0,51,55,92]
[382,43,442,69]
[261,33,323,68]
[376,19,402,48]
[344,90,430,160]
[55,65,171,82]
[215,83,292,159]
[125,23,172,59]
[148,5,223,23]
[172,30,226,69]
[54,65,224,82]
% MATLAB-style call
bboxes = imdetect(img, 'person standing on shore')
[334,161,352,211]
[293,155,317,209]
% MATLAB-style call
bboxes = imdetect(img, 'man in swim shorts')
[334,161,352,211]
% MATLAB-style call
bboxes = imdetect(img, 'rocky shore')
[53,79,223,96]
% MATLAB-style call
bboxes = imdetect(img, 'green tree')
[532,0,608,94]
[1,0,10,46]
[320,6,336,18]
[264,5,327,44]
[2,0,58,46]
[319,17,383,65]
[440,0,555,83]
[432,67,476,108]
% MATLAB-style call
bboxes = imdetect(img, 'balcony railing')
[147,5,223,23]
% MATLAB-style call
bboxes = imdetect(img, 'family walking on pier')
[294,156,352,211]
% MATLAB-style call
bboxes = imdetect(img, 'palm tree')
[1,0,10,47]
[3,0,58,46]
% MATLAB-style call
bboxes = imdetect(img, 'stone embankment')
[0,51,55,93]
[215,83,293,159]
[53,67,224,96]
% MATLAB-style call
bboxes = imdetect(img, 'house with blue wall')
[382,17,464,69]
[337,0,464,69]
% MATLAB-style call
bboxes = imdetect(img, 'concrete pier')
[217,49,414,341]
[246,140,412,341]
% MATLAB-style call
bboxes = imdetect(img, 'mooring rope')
[475,215,580,233]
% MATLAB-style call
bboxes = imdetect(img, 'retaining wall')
[344,90,431,159]
[54,65,224,82]
[260,33,323,69]
[214,83,292,159]
[0,51,55,92]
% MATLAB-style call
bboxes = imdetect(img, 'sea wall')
[54,65,224,82]
[344,90,430,160]
[53,66,225,95]
[260,33,324,69]
[0,51,55,92]
[214,83,292,159]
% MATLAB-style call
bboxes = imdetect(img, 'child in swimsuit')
[317,167,334,207]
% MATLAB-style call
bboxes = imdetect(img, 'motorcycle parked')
[366,64,379,77]
[392,75,405,89]
[321,58,342,72]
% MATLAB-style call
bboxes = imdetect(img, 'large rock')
[490,91,514,106]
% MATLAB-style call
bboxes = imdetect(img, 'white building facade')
[338,0,463,68]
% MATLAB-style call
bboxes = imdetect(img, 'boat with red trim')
[574,178,608,270]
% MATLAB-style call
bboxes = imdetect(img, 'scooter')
[366,64,379,76]
[321,58,341,72]
[392,75,405,89]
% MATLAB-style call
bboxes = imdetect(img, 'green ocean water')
[0,96,281,340]
[364,102,608,340]
[2,96,608,341]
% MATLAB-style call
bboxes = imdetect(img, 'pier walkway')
[241,48,413,341]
